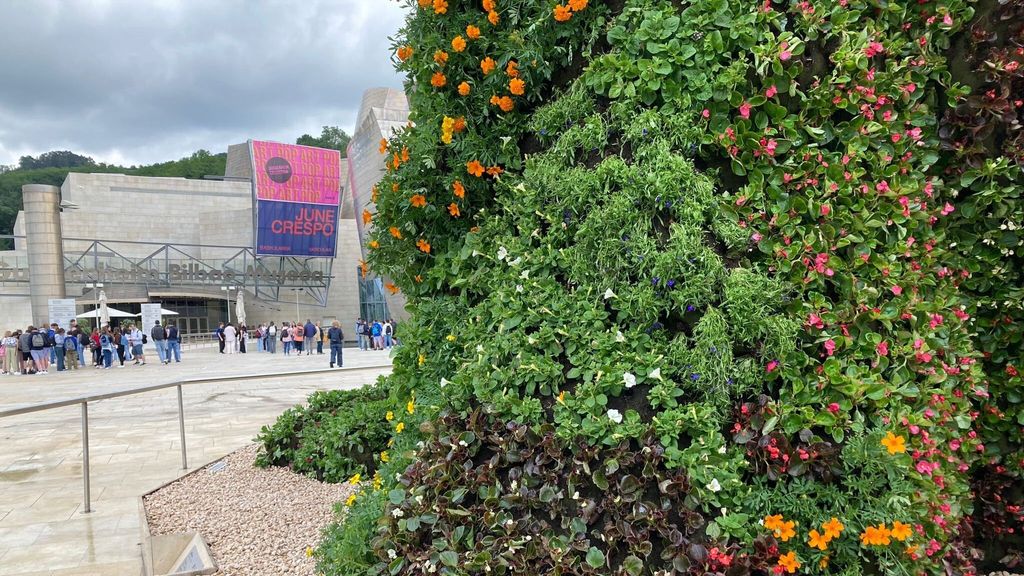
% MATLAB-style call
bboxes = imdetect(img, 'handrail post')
[177,385,187,470]
[81,402,91,513]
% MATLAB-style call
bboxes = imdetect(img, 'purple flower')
[686,305,696,312]
[652,277,660,286]
[667,279,676,288]
[690,374,700,381]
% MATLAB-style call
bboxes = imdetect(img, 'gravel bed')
[145,444,355,576]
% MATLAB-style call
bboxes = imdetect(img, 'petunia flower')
[623,372,636,388]
[607,409,623,423]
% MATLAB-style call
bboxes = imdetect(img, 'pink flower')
[864,41,885,57]
[876,341,889,356]
[824,339,837,356]
[828,402,841,414]
[904,83,917,94]
[807,313,825,329]
[738,102,752,119]
[766,360,780,373]
[891,285,903,296]
[941,203,955,216]
[943,13,953,25]
[751,232,763,242]
[876,180,890,193]
[779,41,792,61]
[765,85,778,98]
[701,108,710,119]
[820,204,831,216]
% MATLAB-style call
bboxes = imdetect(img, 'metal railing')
[0,363,391,513]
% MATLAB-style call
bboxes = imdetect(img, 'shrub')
[255,385,392,483]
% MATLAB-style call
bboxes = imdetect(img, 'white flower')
[497,246,508,260]
[508,257,522,266]
[520,269,530,279]
[603,288,616,300]
[476,344,484,352]
[623,372,637,389]
[472,250,482,257]
[392,508,405,518]
[516,284,524,293]
[718,445,727,454]
[706,478,722,492]
[440,377,450,388]
[388,549,398,560]
[615,330,626,343]
[649,367,662,380]
[607,409,623,424]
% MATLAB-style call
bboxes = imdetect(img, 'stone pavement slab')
[0,346,393,575]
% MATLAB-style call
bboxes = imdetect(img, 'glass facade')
[358,269,391,322]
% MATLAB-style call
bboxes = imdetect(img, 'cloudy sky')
[0,0,409,167]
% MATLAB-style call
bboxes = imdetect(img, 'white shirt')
[224,326,237,341]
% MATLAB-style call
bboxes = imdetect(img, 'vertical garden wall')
[294,0,1023,574]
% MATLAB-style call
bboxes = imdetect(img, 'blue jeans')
[330,343,342,366]
[256,337,264,352]
[166,340,181,362]
[102,349,112,368]
[357,334,367,350]
[155,340,167,363]
[56,350,65,371]
[385,334,393,348]
[283,341,291,355]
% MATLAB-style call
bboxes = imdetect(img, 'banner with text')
[251,140,341,257]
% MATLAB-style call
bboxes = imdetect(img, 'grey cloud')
[0,0,408,166]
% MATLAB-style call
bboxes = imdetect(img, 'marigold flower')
[822,517,844,540]
[416,238,431,254]
[414,275,423,283]
[775,520,796,542]
[362,209,372,225]
[345,493,357,506]
[487,10,499,25]
[497,95,514,112]
[389,226,403,239]
[448,202,460,217]
[486,165,504,177]
[489,94,500,105]
[392,182,399,192]
[553,4,572,21]
[881,431,906,454]
[466,25,481,39]
[453,180,466,198]
[808,529,830,551]
[379,138,388,153]
[451,35,467,52]
[391,153,401,170]
[764,514,784,531]
[466,160,485,177]
[509,78,525,95]
[431,71,447,88]
[396,45,413,61]
[369,240,379,249]
[386,410,394,421]
[453,117,466,132]
[860,524,892,546]
[506,60,519,77]
[432,0,447,14]
[348,473,361,485]
[433,49,449,66]
[890,521,912,542]
[482,0,495,10]
[410,194,427,208]
[418,0,430,7]
[481,56,496,74]
[380,451,389,462]
[385,282,399,295]
[777,552,800,574]
[396,422,405,433]
[568,0,588,9]
[819,557,829,570]
[401,147,410,162]
[407,399,415,414]
[458,81,471,96]
[371,185,379,203]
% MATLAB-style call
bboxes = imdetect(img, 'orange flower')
[822,517,844,540]
[458,81,471,96]
[397,45,413,61]
[764,515,784,532]
[379,138,388,153]
[391,154,401,170]
[414,274,423,283]
[860,524,892,546]
[509,78,525,95]
[568,0,588,10]
[452,180,466,198]
[890,521,912,542]
[369,240,379,249]
[881,431,906,454]
[448,203,460,217]
[410,194,427,208]
[553,4,572,21]
[433,50,449,66]
[481,56,496,74]
[557,390,566,404]
[358,260,369,279]
[497,95,514,112]
[506,60,519,78]
[482,0,495,10]
[453,117,467,132]
[451,35,467,52]
[385,282,399,295]
[389,227,403,239]
[466,25,481,39]
[433,0,447,14]
[418,0,430,7]
[466,160,485,177]
[391,182,400,192]
[775,520,796,542]
[470,226,481,233]
[401,147,410,162]
[489,94,500,105]
[362,209,373,225]
[487,10,499,25]
[431,71,447,88]
[777,552,800,574]
[416,238,431,254]
[486,165,504,177]
[808,529,830,551]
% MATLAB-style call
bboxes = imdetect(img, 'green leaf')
[623,555,644,575]
[586,547,606,568]
[439,550,459,567]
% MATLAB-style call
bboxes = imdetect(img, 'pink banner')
[251,140,341,206]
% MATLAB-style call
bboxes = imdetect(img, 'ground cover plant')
[300,0,1022,574]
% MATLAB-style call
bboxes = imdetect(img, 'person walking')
[166,323,181,362]
[327,321,344,368]
[281,323,292,355]
[129,324,146,365]
[152,320,168,364]
[63,328,79,371]
[267,322,277,353]
[223,323,237,355]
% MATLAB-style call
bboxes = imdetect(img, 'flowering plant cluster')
[266,0,1024,574]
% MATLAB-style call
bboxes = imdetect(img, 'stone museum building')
[0,88,411,335]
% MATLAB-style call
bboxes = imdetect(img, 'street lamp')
[220,286,235,323]
[85,282,103,331]
[292,288,303,322]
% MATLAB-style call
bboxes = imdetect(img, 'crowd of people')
[215,319,359,368]
[0,318,182,375]
[355,318,396,351]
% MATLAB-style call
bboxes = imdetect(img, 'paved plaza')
[0,344,393,576]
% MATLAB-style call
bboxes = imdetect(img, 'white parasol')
[235,289,246,327]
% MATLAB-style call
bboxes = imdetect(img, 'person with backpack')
[63,327,79,370]
[267,322,277,353]
[99,327,114,369]
[327,320,344,368]
[281,323,292,355]
[166,323,181,363]
[128,324,146,366]
[292,322,304,355]
[371,319,383,350]
[53,328,66,372]
[19,327,34,374]
[383,320,394,349]
[152,320,168,363]
[29,326,48,374]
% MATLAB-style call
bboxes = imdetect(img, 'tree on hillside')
[297,126,351,156]
[17,150,94,170]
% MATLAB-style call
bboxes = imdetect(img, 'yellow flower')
[407,399,415,415]
[808,529,830,551]
[418,353,425,366]
[446,334,456,342]
[777,551,800,574]
[380,451,390,463]
[345,493,357,506]
[386,410,394,421]
[373,471,383,490]
[822,517,844,540]
[306,547,314,557]
[890,521,912,542]
[557,390,566,404]
[881,431,906,454]
[348,473,361,485]
[396,422,405,433]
